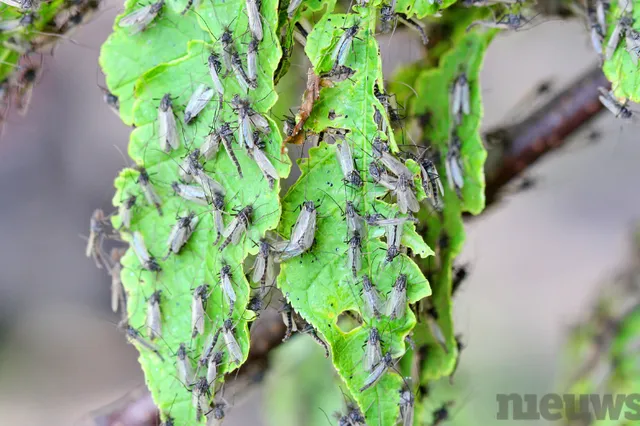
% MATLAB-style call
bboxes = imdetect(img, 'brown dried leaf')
[283,68,320,145]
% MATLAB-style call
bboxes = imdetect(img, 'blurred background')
[0,3,639,425]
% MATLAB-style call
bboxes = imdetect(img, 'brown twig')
[483,66,609,205]
[94,66,611,426]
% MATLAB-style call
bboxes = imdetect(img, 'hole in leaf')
[336,310,362,333]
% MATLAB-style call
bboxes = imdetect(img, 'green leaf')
[274,0,337,83]
[394,0,457,19]
[101,0,291,423]
[401,27,495,383]
[603,1,640,102]
[277,8,432,425]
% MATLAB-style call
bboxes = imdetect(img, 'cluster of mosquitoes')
[70,0,540,424]
[584,0,640,119]
[0,0,100,123]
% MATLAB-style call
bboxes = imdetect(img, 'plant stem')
[483,66,609,205]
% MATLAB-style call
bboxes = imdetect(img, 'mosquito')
[366,212,415,233]
[335,399,366,426]
[190,162,225,203]
[231,96,271,134]
[289,200,316,251]
[191,376,210,421]
[218,122,244,177]
[222,318,243,364]
[220,264,237,315]
[206,351,223,386]
[176,342,194,387]
[380,2,397,33]
[246,0,263,41]
[394,174,420,214]
[348,231,362,278]
[445,135,464,198]
[468,12,532,31]
[385,274,407,319]
[336,141,363,187]
[288,0,302,18]
[220,27,235,71]
[207,53,224,104]
[251,239,275,293]
[596,0,608,35]
[598,87,633,119]
[383,215,405,253]
[147,290,162,340]
[206,400,226,426]
[212,192,226,245]
[164,211,199,259]
[374,84,403,128]
[178,149,199,183]
[131,231,161,271]
[137,167,163,215]
[398,385,415,426]
[0,12,35,32]
[626,26,640,64]
[361,275,382,318]
[418,156,444,210]
[118,0,164,34]
[272,239,306,262]
[247,37,258,86]
[100,87,120,116]
[199,327,222,371]
[451,73,470,124]
[184,84,214,124]
[201,131,221,161]
[345,201,365,238]
[372,138,412,178]
[171,182,208,206]
[219,204,253,251]
[588,8,605,58]
[360,351,394,392]
[373,106,388,134]
[364,327,383,372]
[118,195,136,229]
[252,143,279,187]
[0,0,36,9]
[123,323,164,360]
[191,284,209,337]
[86,209,107,269]
[158,93,179,152]
[232,96,256,150]
[369,161,398,192]
[320,65,356,83]
[231,51,256,91]
[109,248,126,314]
[332,23,359,68]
